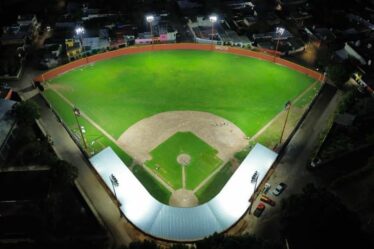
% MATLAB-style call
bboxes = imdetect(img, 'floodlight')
[276,27,285,35]
[75,26,85,35]
[209,15,218,23]
[146,15,154,23]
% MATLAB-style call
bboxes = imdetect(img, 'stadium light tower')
[209,15,218,45]
[110,174,123,217]
[279,100,292,145]
[274,27,285,61]
[146,15,154,45]
[248,170,260,214]
[75,26,88,63]
[73,107,88,152]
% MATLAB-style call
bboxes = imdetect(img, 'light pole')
[209,15,218,47]
[146,15,154,46]
[248,171,259,214]
[279,100,292,145]
[109,174,123,217]
[274,27,285,62]
[75,26,88,64]
[73,107,88,151]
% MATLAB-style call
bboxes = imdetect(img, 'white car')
[272,183,287,196]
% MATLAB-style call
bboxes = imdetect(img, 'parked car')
[253,203,265,217]
[260,195,276,206]
[272,183,287,196]
[263,183,271,194]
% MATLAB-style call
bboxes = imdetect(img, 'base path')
[117,111,249,164]
[169,189,199,207]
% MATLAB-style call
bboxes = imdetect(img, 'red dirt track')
[34,43,322,82]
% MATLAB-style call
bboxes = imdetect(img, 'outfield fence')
[34,43,323,82]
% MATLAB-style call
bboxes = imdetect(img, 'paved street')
[237,84,341,242]
[32,94,133,247]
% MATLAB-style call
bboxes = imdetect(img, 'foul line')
[194,80,320,193]
[249,80,320,142]
[48,86,175,193]
[193,159,229,193]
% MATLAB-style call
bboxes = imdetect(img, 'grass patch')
[43,90,133,165]
[195,161,233,204]
[294,83,321,108]
[145,132,222,190]
[132,165,171,204]
[255,107,305,148]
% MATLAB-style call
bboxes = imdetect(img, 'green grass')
[132,165,171,204]
[195,161,233,204]
[44,49,316,203]
[293,83,321,108]
[48,50,314,139]
[145,132,222,190]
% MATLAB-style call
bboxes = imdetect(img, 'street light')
[248,170,260,214]
[279,100,292,145]
[274,27,285,61]
[146,15,154,45]
[73,107,88,151]
[109,174,123,217]
[209,15,218,46]
[75,26,88,63]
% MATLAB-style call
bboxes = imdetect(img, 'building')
[65,38,82,60]
[135,14,178,45]
[0,99,17,163]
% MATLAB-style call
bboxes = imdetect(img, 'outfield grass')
[44,49,316,203]
[48,50,314,139]
[145,132,222,190]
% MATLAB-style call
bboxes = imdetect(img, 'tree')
[129,240,160,249]
[327,63,352,88]
[13,100,41,126]
[195,233,280,249]
[280,184,372,249]
[50,160,78,190]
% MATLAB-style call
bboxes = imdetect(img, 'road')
[232,84,341,242]
[8,63,134,247]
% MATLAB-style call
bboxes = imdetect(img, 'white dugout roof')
[90,143,277,241]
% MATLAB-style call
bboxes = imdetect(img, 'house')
[0,44,25,79]
[187,16,222,44]
[0,99,17,163]
[0,83,13,100]
[304,27,336,47]
[40,44,63,69]
[135,14,178,45]
[65,38,82,60]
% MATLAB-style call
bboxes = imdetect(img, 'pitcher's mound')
[169,189,199,207]
[177,153,191,166]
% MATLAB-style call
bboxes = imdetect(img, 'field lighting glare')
[276,27,285,35]
[75,26,85,35]
[146,15,154,23]
[209,15,218,23]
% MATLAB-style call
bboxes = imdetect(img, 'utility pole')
[279,100,292,145]
[73,107,88,151]
[110,174,123,217]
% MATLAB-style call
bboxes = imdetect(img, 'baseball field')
[42,49,320,205]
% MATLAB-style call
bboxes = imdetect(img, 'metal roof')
[90,143,277,241]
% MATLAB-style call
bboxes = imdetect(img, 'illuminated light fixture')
[146,15,154,23]
[276,27,285,35]
[75,26,85,35]
[209,15,218,23]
